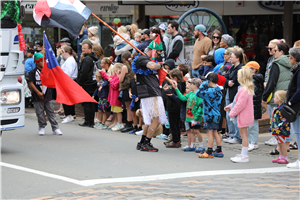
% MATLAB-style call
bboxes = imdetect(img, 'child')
[92,71,110,129]
[198,55,215,80]
[113,26,130,62]
[174,78,204,152]
[88,26,100,46]
[196,72,223,158]
[177,63,189,82]
[99,63,124,131]
[243,61,264,151]
[132,32,141,54]
[165,69,186,148]
[28,52,63,136]
[25,49,36,78]
[270,90,290,164]
[128,74,143,134]
[224,68,255,163]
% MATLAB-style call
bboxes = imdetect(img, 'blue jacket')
[77,29,88,62]
[93,79,109,99]
[212,48,226,73]
[199,65,214,80]
[24,57,36,73]
[196,81,222,123]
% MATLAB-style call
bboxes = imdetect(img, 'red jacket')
[100,71,122,107]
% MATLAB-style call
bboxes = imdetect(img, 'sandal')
[269,148,279,155]
[289,142,298,150]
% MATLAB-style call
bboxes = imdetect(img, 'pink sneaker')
[278,158,289,164]
[272,158,280,163]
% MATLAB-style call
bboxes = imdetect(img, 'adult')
[203,30,222,58]
[223,51,245,144]
[92,44,104,70]
[132,29,151,57]
[263,39,285,146]
[218,47,234,75]
[150,26,166,62]
[212,48,226,72]
[166,20,185,67]
[61,46,78,123]
[77,39,98,127]
[77,24,88,63]
[158,23,170,59]
[263,42,292,154]
[286,47,300,168]
[133,36,167,152]
[191,24,211,78]
[220,34,234,49]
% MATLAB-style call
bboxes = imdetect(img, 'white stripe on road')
[1,162,299,186]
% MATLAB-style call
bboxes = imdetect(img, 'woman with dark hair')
[207,30,222,55]
[60,46,78,123]
[263,42,293,155]
[223,51,245,144]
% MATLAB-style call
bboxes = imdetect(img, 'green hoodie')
[175,88,203,122]
[267,55,292,104]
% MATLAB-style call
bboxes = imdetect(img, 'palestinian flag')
[33,0,91,39]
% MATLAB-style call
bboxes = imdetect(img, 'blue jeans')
[292,115,300,160]
[192,69,200,78]
[247,119,258,144]
[225,90,241,142]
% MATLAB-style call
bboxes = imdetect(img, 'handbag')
[281,105,298,122]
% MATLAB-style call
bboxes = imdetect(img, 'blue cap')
[195,24,207,36]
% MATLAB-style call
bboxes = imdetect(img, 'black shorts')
[188,122,201,130]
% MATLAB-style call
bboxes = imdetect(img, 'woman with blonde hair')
[225,68,254,163]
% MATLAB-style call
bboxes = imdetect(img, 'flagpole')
[91,13,145,56]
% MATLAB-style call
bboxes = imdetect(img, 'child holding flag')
[28,53,63,136]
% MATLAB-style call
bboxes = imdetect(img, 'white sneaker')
[61,116,74,124]
[265,137,278,146]
[231,154,249,163]
[135,130,143,136]
[227,138,239,144]
[287,160,300,168]
[53,129,63,135]
[223,137,232,143]
[112,123,124,131]
[38,127,45,136]
[94,123,101,128]
[248,144,259,151]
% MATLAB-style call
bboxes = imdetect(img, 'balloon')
[17,23,26,53]
[112,22,116,27]
[117,22,122,27]
[113,18,120,24]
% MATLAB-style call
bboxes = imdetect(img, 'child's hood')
[214,48,226,65]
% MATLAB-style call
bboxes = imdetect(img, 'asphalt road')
[1,109,299,199]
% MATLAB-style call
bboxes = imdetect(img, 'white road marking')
[1,162,299,186]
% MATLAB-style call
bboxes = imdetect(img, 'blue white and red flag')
[41,33,97,105]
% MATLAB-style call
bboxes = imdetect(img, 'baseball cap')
[60,37,71,43]
[243,61,260,69]
[143,30,150,36]
[158,23,166,31]
[195,24,207,36]
[80,39,92,45]
[201,72,218,83]
[138,28,148,34]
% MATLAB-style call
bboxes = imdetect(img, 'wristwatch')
[288,101,292,106]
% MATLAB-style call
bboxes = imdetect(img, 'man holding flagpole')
[133,36,168,152]
[77,39,98,127]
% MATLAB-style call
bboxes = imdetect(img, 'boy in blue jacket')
[196,72,223,158]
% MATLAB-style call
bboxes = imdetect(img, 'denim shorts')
[203,122,219,130]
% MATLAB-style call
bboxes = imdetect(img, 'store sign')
[258,1,300,12]
[165,0,200,12]
[21,2,36,12]
[87,3,133,15]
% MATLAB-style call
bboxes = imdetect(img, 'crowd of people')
[22,21,300,168]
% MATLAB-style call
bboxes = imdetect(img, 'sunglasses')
[61,50,65,53]
[266,47,274,51]
[274,49,278,52]
[213,36,220,39]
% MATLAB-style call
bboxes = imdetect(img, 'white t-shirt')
[61,56,78,80]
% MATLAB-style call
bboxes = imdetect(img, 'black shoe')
[121,125,133,133]
[79,122,91,127]
[140,143,159,152]
[129,126,139,134]
[136,142,142,150]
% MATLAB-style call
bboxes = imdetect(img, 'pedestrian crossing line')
[1,162,299,187]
